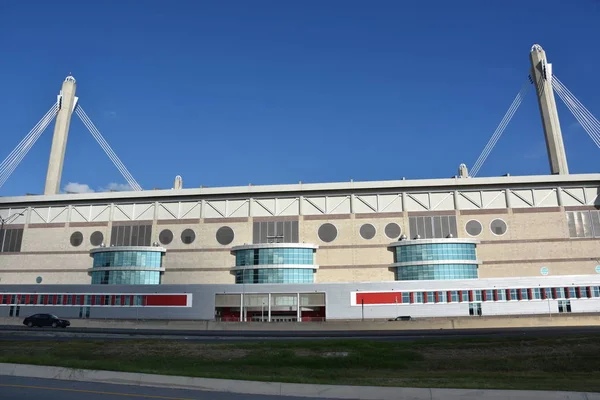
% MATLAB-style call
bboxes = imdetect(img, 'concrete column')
[267,293,271,322]
[296,293,301,322]
[529,44,569,175]
[44,76,78,195]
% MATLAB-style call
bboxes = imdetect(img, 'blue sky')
[0,1,599,195]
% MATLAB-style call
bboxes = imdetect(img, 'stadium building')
[1,44,600,322]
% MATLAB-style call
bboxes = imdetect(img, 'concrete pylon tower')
[529,44,569,175]
[44,76,78,195]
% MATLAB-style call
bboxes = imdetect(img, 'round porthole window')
[490,219,507,236]
[36,276,43,284]
[90,231,104,246]
[181,229,196,244]
[318,223,338,243]
[70,231,83,247]
[159,229,174,245]
[384,223,401,239]
[216,226,235,246]
[359,224,376,240]
[465,220,483,236]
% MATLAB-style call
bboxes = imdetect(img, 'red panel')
[355,292,402,305]
[24,295,30,304]
[145,294,188,306]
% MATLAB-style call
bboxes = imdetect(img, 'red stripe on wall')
[355,292,402,305]
[145,294,187,306]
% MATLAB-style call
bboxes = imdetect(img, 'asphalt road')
[1,325,600,342]
[0,376,335,400]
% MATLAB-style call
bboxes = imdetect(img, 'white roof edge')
[1,173,600,205]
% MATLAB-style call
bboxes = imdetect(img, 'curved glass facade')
[235,248,314,266]
[394,243,477,263]
[231,245,317,284]
[91,270,161,285]
[235,268,313,284]
[90,248,165,285]
[92,251,162,268]
[392,240,479,281]
[395,264,478,281]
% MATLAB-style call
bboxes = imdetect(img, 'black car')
[23,313,70,328]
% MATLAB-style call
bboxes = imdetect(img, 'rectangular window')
[566,211,594,238]
[578,287,588,299]
[484,290,494,301]
[520,289,529,300]
[111,223,152,246]
[592,287,600,298]
[510,289,519,301]
[252,220,299,244]
[558,300,572,313]
[473,290,482,302]
[401,293,410,304]
[28,295,34,305]
[532,288,541,300]
[427,292,435,303]
[0,228,24,253]
[413,292,423,304]
[408,215,457,239]
[567,287,577,298]
[495,289,506,301]
[450,291,459,303]
[461,291,469,302]
[436,291,447,303]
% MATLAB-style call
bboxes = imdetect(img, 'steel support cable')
[551,77,600,144]
[471,82,529,176]
[0,105,58,185]
[0,106,58,187]
[470,80,530,177]
[75,108,140,191]
[553,76,600,129]
[0,106,58,188]
[553,79,600,137]
[553,82,600,147]
[553,85,600,148]
[75,109,131,184]
[471,81,529,177]
[0,103,58,174]
[75,107,142,191]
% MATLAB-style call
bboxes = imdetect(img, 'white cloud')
[63,182,95,194]
[100,182,132,192]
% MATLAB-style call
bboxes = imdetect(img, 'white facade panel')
[327,196,351,214]
[134,203,155,220]
[48,206,69,223]
[430,192,454,211]
[180,201,201,219]
[157,202,178,219]
[303,197,326,215]
[113,204,133,221]
[509,189,534,208]
[405,193,429,211]
[533,188,559,207]
[276,198,299,216]
[227,199,249,217]
[482,190,506,209]
[353,195,377,214]
[561,187,586,206]
[379,194,403,212]
[204,200,226,218]
[29,207,49,223]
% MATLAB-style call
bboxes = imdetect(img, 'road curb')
[1,362,599,400]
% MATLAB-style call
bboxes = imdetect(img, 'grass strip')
[1,335,599,391]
